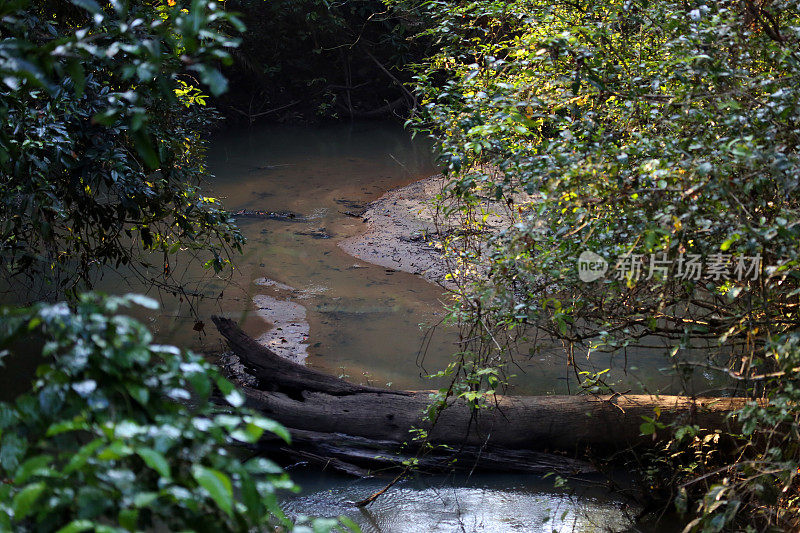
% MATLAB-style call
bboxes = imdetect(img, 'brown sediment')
[250,174,515,366]
[251,278,320,364]
[337,174,523,289]
[337,175,451,287]
[252,294,309,364]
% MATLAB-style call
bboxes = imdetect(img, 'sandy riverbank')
[337,175,451,287]
[338,173,520,289]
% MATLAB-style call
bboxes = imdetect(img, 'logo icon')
[577,251,608,282]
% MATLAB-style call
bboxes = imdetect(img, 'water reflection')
[283,471,644,532]
[0,121,693,399]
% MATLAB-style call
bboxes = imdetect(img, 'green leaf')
[230,422,264,444]
[244,457,283,475]
[0,432,26,472]
[187,372,211,400]
[12,481,46,520]
[137,448,171,479]
[63,438,103,475]
[216,377,245,408]
[132,129,159,169]
[125,384,150,406]
[720,234,740,251]
[225,388,244,408]
[46,416,88,436]
[240,475,262,523]
[13,455,53,484]
[250,417,291,444]
[132,492,158,508]
[66,59,86,98]
[194,65,228,96]
[91,108,119,126]
[192,465,233,517]
[56,520,95,533]
[97,440,133,460]
[337,515,360,532]
[118,508,139,531]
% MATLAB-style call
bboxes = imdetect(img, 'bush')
[0,293,354,532]
[0,0,245,299]
[402,0,800,528]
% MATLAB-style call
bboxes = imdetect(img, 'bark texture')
[212,316,749,476]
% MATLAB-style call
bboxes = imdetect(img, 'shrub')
[0,293,352,532]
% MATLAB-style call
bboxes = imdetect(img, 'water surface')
[0,121,685,532]
[282,470,652,532]
[0,121,691,399]
[159,121,684,395]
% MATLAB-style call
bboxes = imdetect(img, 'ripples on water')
[283,472,641,532]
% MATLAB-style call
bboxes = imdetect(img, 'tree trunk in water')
[212,316,749,476]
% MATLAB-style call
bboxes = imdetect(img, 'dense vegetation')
[3,0,800,530]
[0,1,351,531]
[399,0,800,529]
[0,0,244,301]
[0,293,347,531]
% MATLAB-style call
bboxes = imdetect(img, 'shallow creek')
[282,470,649,532]
[2,121,684,531]
[194,121,668,530]
[1,121,684,397]
[155,120,681,396]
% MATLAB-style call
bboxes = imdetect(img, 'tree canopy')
[0,3,353,531]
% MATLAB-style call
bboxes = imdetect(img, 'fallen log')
[213,316,408,397]
[241,386,745,451]
[212,316,750,475]
[256,428,596,477]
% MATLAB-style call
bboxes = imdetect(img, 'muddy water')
[195,122,665,531]
[154,121,681,395]
[0,122,675,530]
[198,121,457,389]
[0,121,686,399]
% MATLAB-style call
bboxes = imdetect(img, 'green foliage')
[0,1,371,530]
[0,0,246,299]
[0,293,351,532]
[401,0,800,529]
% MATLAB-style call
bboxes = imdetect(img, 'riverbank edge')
[337,173,452,288]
